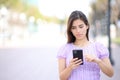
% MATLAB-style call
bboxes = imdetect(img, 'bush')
[112,37,120,45]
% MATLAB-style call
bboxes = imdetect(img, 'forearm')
[60,66,73,80]
[58,58,81,80]
[96,59,114,77]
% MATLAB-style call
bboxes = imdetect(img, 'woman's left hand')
[85,54,101,63]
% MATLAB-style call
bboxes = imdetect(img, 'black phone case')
[73,49,83,65]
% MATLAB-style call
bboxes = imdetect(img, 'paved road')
[0,44,119,80]
[0,47,60,80]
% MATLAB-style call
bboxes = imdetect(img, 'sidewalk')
[101,43,120,80]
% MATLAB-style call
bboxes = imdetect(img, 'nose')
[76,28,80,32]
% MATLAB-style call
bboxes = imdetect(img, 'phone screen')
[73,49,83,65]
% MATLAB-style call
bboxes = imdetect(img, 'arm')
[85,54,114,77]
[58,58,72,80]
[58,58,82,80]
[96,57,114,77]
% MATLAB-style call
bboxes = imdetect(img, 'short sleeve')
[95,42,109,59]
[56,44,68,59]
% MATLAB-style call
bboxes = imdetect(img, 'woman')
[57,10,114,80]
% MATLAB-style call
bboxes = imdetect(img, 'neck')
[74,38,89,47]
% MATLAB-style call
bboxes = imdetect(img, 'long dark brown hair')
[67,10,90,43]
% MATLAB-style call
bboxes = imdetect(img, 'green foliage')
[112,37,120,45]
[90,0,120,37]
[0,0,65,24]
[90,0,108,24]
[90,0,120,24]
[0,0,20,8]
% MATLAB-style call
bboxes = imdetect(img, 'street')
[0,47,60,80]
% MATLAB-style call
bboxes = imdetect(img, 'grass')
[112,37,120,45]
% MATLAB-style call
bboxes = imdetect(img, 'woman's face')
[71,19,88,40]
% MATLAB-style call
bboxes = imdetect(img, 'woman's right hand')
[68,58,82,70]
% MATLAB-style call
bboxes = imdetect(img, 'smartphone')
[73,49,83,65]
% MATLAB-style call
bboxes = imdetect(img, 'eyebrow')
[72,24,84,27]
[79,24,84,26]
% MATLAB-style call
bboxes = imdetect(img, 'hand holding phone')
[73,49,83,65]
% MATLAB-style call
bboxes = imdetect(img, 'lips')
[76,34,83,36]
[76,34,83,37]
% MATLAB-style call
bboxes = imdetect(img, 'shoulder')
[90,41,109,53]
[57,43,72,58]
[57,43,72,53]
[94,41,107,48]
[59,43,72,49]
[93,41,109,59]
[88,41,105,48]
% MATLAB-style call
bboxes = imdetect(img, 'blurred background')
[0,0,120,80]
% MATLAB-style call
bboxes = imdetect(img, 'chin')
[76,36,86,40]
[76,38,83,40]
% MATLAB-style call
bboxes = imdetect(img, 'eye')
[79,26,83,28]
[79,25,84,28]
[71,26,76,29]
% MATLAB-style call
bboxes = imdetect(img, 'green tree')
[90,0,107,24]
[0,0,20,8]
[89,0,108,36]
[111,0,120,37]
[90,0,120,37]
[0,0,63,24]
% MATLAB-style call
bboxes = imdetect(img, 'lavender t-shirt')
[57,42,109,80]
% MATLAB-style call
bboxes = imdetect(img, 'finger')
[74,59,82,64]
[70,58,76,62]
[86,58,93,62]
[75,60,83,65]
[72,58,79,62]
[70,58,78,65]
